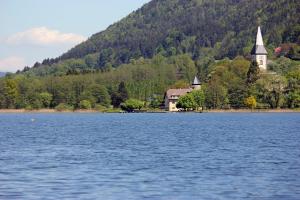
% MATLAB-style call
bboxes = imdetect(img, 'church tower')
[251,26,268,71]
[192,76,201,90]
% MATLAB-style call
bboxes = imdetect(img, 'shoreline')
[0,109,299,113]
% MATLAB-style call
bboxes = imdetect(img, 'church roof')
[251,45,268,55]
[192,76,201,85]
[251,26,268,55]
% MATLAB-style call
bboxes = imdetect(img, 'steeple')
[256,26,264,46]
[251,26,268,55]
[192,76,201,90]
[251,26,268,71]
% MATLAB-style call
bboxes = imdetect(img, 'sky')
[0,0,151,72]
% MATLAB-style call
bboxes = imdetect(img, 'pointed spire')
[256,26,264,46]
[192,76,200,85]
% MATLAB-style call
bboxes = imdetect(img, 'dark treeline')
[1,54,300,110]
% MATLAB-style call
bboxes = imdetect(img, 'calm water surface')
[0,113,299,200]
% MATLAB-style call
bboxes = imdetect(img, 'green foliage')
[244,96,257,109]
[111,81,129,108]
[247,61,260,85]
[0,79,19,108]
[0,54,299,111]
[79,100,92,109]
[149,95,163,109]
[190,90,205,111]
[176,94,196,111]
[39,92,53,108]
[255,74,288,108]
[121,99,144,112]
[171,80,190,89]
[18,0,299,76]
[55,103,74,111]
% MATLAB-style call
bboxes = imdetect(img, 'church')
[164,26,268,112]
[251,26,268,70]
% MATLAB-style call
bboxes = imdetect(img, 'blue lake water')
[0,113,299,200]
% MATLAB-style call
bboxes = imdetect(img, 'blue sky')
[0,0,151,72]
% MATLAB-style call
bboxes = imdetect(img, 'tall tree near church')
[247,61,260,85]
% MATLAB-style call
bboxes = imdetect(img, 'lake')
[0,113,299,199]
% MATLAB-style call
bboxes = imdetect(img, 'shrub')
[244,96,257,109]
[55,103,74,111]
[121,99,144,112]
[79,100,92,109]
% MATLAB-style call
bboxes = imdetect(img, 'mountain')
[0,72,6,77]
[25,0,300,75]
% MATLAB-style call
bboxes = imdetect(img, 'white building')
[251,26,268,71]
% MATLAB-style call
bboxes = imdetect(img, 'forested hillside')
[22,0,300,75]
[1,0,300,111]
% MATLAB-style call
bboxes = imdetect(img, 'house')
[251,26,268,70]
[164,76,201,112]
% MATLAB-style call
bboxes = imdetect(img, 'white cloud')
[0,56,26,72]
[6,27,86,46]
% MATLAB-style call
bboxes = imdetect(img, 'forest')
[17,0,300,76]
[1,54,299,111]
[0,0,299,111]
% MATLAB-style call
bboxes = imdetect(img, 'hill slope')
[0,72,6,77]
[27,0,300,75]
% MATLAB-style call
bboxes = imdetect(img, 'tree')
[287,91,300,108]
[79,100,92,109]
[111,81,129,108]
[286,70,300,108]
[118,81,129,101]
[190,90,205,111]
[256,74,287,108]
[3,79,19,108]
[244,96,257,109]
[176,94,196,111]
[121,99,144,112]
[88,84,111,107]
[55,103,74,111]
[247,61,260,85]
[204,81,228,109]
[39,92,53,108]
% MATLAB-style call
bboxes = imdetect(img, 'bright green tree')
[176,93,196,111]
[191,89,205,111]
[121,99,144,112]
[79,100,92,109]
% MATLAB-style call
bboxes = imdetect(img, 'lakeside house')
[164,77,201,112]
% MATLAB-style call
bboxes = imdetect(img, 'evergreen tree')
[118,81,129,102]
[247,61,260,85]
[111,81,129,108]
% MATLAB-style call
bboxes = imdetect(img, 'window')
[259,56,264,65]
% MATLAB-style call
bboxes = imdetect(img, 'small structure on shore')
[251,26,268,71]
[164,76,201,112]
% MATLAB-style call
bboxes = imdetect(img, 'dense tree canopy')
[0,0,299,111]
[16,0,300,76]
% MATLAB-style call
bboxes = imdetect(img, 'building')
[164,76,201,112]
[251,26,268,70]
